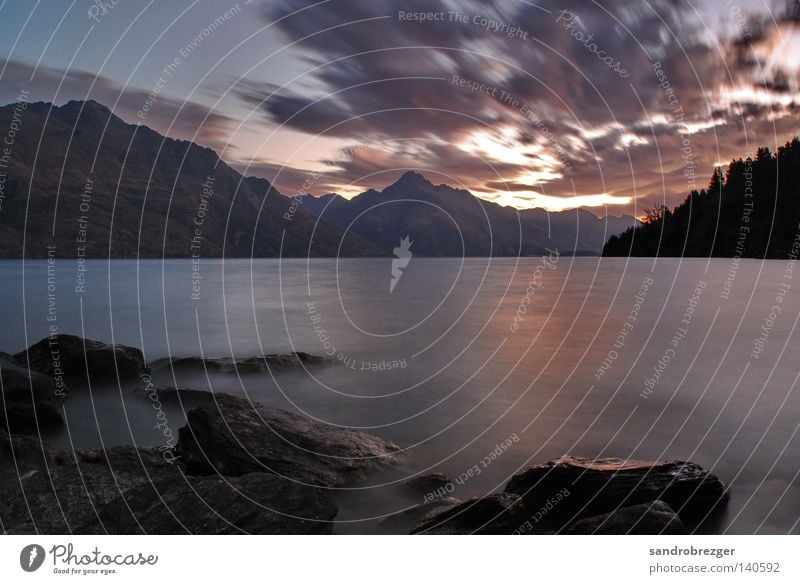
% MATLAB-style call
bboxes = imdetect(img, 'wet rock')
[78,473,337,534]
[1,353,59,401]
[505,455,728,526]
[0,428,52,481]
[2,401,64,434]
[566,500,687,535]
[0,444,180,534]
[177,393,401,487]
[411,494,521,535]
[1,432,338,535]
[14,334,147,383]
[378,497,461,534]
[403,472,451,497]
[139,384,217,407]
[150,351,325,374]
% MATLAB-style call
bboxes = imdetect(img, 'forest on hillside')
[603,138,800,258]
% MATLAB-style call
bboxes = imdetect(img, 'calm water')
[1,257,799,534]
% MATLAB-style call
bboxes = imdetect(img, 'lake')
[1,256,798,534]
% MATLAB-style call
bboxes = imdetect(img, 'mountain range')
[298,175,636,257]
[0,100,635,258]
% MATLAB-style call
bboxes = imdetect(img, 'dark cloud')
[228,0,799,212]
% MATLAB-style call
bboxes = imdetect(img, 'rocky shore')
[1,335,730,534]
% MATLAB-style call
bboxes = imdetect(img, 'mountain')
[0,100,381,258]
[603,138,800,258]
[298,171,637,256]
[0,99,634,259]
[296,193,349,216]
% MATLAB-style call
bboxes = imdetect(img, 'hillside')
[603,139,800,258]
[0,100,380,258]
[0,99,635,259]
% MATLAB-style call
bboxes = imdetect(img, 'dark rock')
[378,497,461,533]
[403,472,451,496]
[178,393,401,487]
[139,384,217,407]
[505,455,729,525]
[1,431,338,535]
[150,351,325,374]
[1,444,180,534]
[150,356,227,372]
[0,430,51,524]
[14,334,147,383]
[0,428,52,481]
[1,352,58,401]
[411,494,521,534]
[260,351,326,369]
[566,500,687,535]
[2,401,64,434]
[77,473,337,534]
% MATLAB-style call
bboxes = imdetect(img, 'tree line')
[603,137,800,258]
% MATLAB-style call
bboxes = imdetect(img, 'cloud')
[229,0,800,212]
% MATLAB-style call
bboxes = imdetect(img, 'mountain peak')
[60,99,113,116]
[393,170,433,188]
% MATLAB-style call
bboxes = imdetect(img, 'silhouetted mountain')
[0,99,634,259]
[603,138,800,258]
[299,171,637,256]
[0,100,380,258]
[296,193,348,216]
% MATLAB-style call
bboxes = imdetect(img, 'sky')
[1,0,799,216]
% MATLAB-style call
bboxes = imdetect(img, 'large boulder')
[1,401,64,434]
[150,351,325,374]
[0,445,179,534]
[505,455,728,525]
[77,473,337,534]
[566,500,687,535]
[139,384,217,407]
[403,472,451,497]
[1,352,58,401]
[1,433,339,535]
[0,429,52,524]
[411,494,522,535]
[14,334,147,383]
[177,393,401,487]
[378,497,461,534]
[0,428,51,481]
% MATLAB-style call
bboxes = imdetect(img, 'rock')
[150,351,325,374]
[1,352,58,401]
[2,401,64,434]
[566,500,687,535]
[14,334,147,383]
[258,352,326,369]
[150,356,227,373]
[505,455,728,526]
[1,351,65,436]
[403,472,451,497]
[77,473,337,534]
[1,433,338,535]
[0,428,52,481]
[139,384,217,406]
[411,494,522,534]
[177,393,401,487]
[378,497,461,533]
[0,429,51,525]
[1,444,180,534]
